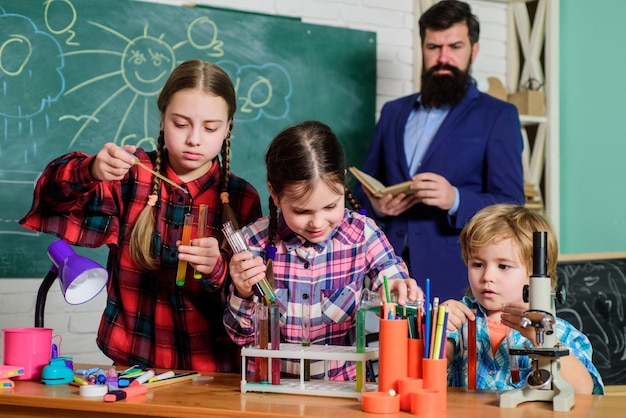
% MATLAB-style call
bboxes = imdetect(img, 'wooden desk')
[0,372,622,418]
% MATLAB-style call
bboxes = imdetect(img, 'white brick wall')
[0,0,508,366]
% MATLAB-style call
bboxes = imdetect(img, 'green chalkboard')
[0,0,376,277]
[556,257,626,385]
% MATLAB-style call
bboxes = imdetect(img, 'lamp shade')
[47,240,108,305]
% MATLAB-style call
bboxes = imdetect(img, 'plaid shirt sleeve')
[20,151,123,247]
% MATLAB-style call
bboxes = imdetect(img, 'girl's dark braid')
[265,196,278,288]
[267,196,279,248]
[345,187,365,215]
[220,133,231,199]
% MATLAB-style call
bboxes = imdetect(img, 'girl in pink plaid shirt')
[224,121,423,380]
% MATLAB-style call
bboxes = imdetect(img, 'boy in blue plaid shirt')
[443,204,604,394]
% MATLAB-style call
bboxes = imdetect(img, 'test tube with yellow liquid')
[176,213,193,286]
[193,204,208,279]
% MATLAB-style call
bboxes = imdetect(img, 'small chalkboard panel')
[556,258,626,385]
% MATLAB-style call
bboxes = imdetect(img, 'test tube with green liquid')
[176,213,193,286]
[356,307,366,391]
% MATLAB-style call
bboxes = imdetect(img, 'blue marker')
[75,367,99,375]
[424,277,431,357]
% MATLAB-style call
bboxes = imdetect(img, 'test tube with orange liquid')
[176,213,193,286]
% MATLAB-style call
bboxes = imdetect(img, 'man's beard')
[420,63,472,108]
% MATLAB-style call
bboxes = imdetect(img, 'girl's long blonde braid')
[129,131,165,271]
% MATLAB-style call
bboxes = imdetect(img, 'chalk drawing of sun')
[0,0,291,239]
[63,16,224,150]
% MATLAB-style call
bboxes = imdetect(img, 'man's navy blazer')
[357,84,525,301]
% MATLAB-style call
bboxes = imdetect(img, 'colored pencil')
[439,306,450,359]
[144,371,200,388]
[432,305,446,359]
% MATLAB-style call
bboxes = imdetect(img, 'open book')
[349,167,414,198]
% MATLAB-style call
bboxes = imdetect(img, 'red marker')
[103,385,148,402]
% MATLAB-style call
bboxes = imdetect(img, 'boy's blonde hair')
[460,204,559,289]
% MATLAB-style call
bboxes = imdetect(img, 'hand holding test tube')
[222,221,276,303]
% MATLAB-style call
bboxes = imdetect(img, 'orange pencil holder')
[361,391,400,414]
[410,388,440,416]
[407,338,423,379]
[398,377,423,412]
[422,357,447,413]
[378,318,408,393]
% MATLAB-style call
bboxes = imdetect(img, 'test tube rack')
[240,343,378,399]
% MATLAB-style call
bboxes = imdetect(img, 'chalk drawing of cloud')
[0,9,65,118]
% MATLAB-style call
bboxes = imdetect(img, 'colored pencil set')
[401,278,449,360]
[376,277,450,360]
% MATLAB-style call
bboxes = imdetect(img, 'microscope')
[500,231,575,412]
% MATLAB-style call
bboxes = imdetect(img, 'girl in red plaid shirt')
[20,60,261,372]
[224,121,423,380]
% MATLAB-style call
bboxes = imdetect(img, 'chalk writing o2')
[44,0,79,46]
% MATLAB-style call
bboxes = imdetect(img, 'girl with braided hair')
[21,59,262,372]
[224,120,422,380]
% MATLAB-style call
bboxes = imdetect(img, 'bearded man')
[356,0,525,301]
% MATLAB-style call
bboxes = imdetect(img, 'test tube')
[356,307,366,392]
[254,303,269,383]
[176,213,193,286]
[193,204,208,279]
[221,221,276,303]
[269,303,281,385]
[467,312,477,390]
[507,327,520,384]
[301,297,311,381]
